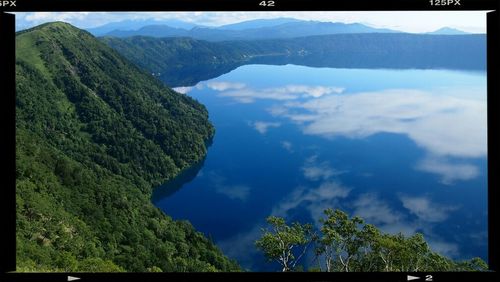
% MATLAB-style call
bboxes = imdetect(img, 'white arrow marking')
[407,275,420,281]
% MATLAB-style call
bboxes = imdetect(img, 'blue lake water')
[152,65,487,271]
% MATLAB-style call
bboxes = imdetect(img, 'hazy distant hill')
[107,24,189,38]
[88,18,478,40]
[217,18,301,30]
[102,19,400,41]
[102,33,486,87]
[427,27,469,35]
[87,19,200,36]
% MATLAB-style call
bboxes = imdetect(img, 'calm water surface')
[153,65,487,271]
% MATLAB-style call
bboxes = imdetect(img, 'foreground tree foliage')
[256,209,487,272]
[16,22,239,272]
[255,216,316,272]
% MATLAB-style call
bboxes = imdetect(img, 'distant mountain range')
[87,18,472,41]
[89,18,401,41]
[427,27,469,35]
[217,17,302,30]
[86,19,201,36]
[101,21,401,41]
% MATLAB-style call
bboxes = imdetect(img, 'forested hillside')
[101,33,486,87]
[15,22,239,272]
[101,36,249,86]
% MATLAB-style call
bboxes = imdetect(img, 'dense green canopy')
[15,22,238,272]
[256,209,488,272]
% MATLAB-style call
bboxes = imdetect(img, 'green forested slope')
[100,36,254,86]
[15,22,238,272]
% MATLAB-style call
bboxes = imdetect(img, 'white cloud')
[353,194,402,226]
[215,184,251,201]
[250,121,281,134]
[283,88,487,159]
[207,171,252,201]
[24,12,91,23]
[219,89,294,103]
[218,84,344,103]
[301,155,346,181]
[350,193,418,236]
[271,181,351,224]
[416,156,480,185]
[427,239,460,258]
[280,85,344,98]
[268,105,289,116]
[172,86,193,94]
[206,81,246,91]
[281,141,293,152]
[400,195,458,223]
[285,114,319,124]
[271,86,486,183]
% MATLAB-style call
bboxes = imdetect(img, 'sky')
[15,11,488,33]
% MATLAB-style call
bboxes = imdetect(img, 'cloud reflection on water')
[352,193,406,230]
[209,82,486,183]
[281,141,294,152]
[197,75,485,267]
[415,156,480,185]
[302,155,347,181]
[206,81,246,91]
[400,195,459,223]
[278,88,486,184]
[214,157,464,269]
[172,86,193,94]
[214,83,344,103]
[284,89,486,158]
[249,121,281,134]
[206,171,252,201]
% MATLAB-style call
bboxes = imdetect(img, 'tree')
[454,257,489,271]
[317,209,368,272]
[353,223,380,272]
[259,208,489,272]
[255,216,315,272]
[371,233,429,272]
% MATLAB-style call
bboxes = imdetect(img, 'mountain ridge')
[101,33,486,87]
[86,19,200,36]
[218,17,301,30]
[101,20,402,41]
[427,27,469,35]
[16,21,239,272]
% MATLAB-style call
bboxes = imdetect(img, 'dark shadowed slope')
[102,33,486,87]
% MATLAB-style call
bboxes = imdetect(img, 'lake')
[152,65,487,271]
